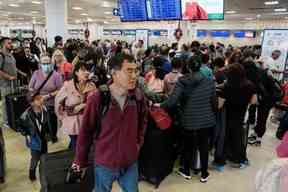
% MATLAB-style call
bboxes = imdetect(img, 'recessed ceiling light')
[0,2,3,5]
[9,4,20,7]
[257,14,261,18]
[104,11,112,15]
[226,10,236,14]
[102,1,112,8]
[275,8,287,12]
[245,17,254,20]
[31,11,39,14]
[87,18,93,22]
[31,1,42,5]
[72,7,83,10]
[81,13,88,16]
[104,21,109,24]
[264,1,279,5]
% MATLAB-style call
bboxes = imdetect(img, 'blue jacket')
[160,56,172,75]
[17,106,52,152]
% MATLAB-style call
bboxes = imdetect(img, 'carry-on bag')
[5,80,29,131]
[39,150,94,192]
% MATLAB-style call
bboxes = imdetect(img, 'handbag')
[149,106,172,130]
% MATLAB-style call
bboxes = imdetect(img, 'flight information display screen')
[146,0,182,20]
[119,0,148,21]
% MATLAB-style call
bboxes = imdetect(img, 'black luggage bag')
[5,93,29,131]
[139,117,175,189]
[4,80,29,131]
[39,150,94,192]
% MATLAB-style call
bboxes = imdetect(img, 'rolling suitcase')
[39,150,94,192]
[4,80,29,131]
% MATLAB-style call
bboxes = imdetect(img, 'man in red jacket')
[73,53,147,192]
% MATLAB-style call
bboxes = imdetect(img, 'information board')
[146,0,182,20]
[261,29,288,78]
[119,0,148,21]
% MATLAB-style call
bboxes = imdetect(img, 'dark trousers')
[0,127,5,178]
[255,104,273,138]
[30,150,43,171]
[68,135,78,150]
[182,128,210,176]
[226,113,247,164]
[248,104,257,125]
[47,106,58,140]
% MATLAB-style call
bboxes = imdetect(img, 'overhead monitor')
[119,0,148,21]
[181,0,224,20]
[146,0,182,20]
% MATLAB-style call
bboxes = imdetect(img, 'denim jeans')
[68,135,78,150]
[94,162,138,192]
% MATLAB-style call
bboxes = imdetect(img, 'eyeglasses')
[124,68,140,76]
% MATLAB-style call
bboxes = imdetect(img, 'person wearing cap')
[29,55,63,142]
[17,93,53,181]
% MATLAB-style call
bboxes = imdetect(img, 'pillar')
[45,0,68,47]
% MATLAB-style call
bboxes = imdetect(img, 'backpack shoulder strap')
[0,52,5,71]
[95,84,111,139]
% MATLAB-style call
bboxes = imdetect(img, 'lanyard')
[34,110,44,132]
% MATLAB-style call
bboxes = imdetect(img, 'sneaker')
[2,123,10,129]
[248,137,261,146]
[177,168,192,180]
[200,172,210,183]
[248,133,257,142]
[242,160,250,166]
[0,176,4,183]
[239,163,248,169]
[29,169,37,181]
[214,165,225,172]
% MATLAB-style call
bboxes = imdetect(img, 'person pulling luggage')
[72,53,147,192]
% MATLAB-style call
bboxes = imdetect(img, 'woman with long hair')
[55,61,96,150]
[218,64,257,168]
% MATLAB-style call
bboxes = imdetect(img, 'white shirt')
[264,57,283,81]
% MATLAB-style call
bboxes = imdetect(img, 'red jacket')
[75,88,147,170]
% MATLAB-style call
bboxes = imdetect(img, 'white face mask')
[41,64,54,74]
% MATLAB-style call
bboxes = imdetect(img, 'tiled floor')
[0,122,280,192]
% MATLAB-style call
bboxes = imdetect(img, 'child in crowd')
[17,93,53,181]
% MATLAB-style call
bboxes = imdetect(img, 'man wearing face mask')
[29,55,63,142]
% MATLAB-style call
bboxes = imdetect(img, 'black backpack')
[259,69,284,104]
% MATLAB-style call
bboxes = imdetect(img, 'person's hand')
[9,76,16,80]
[153,103,161,108]
[71,163,81,172]
[42,94,50,101]
[74,103,86,113]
